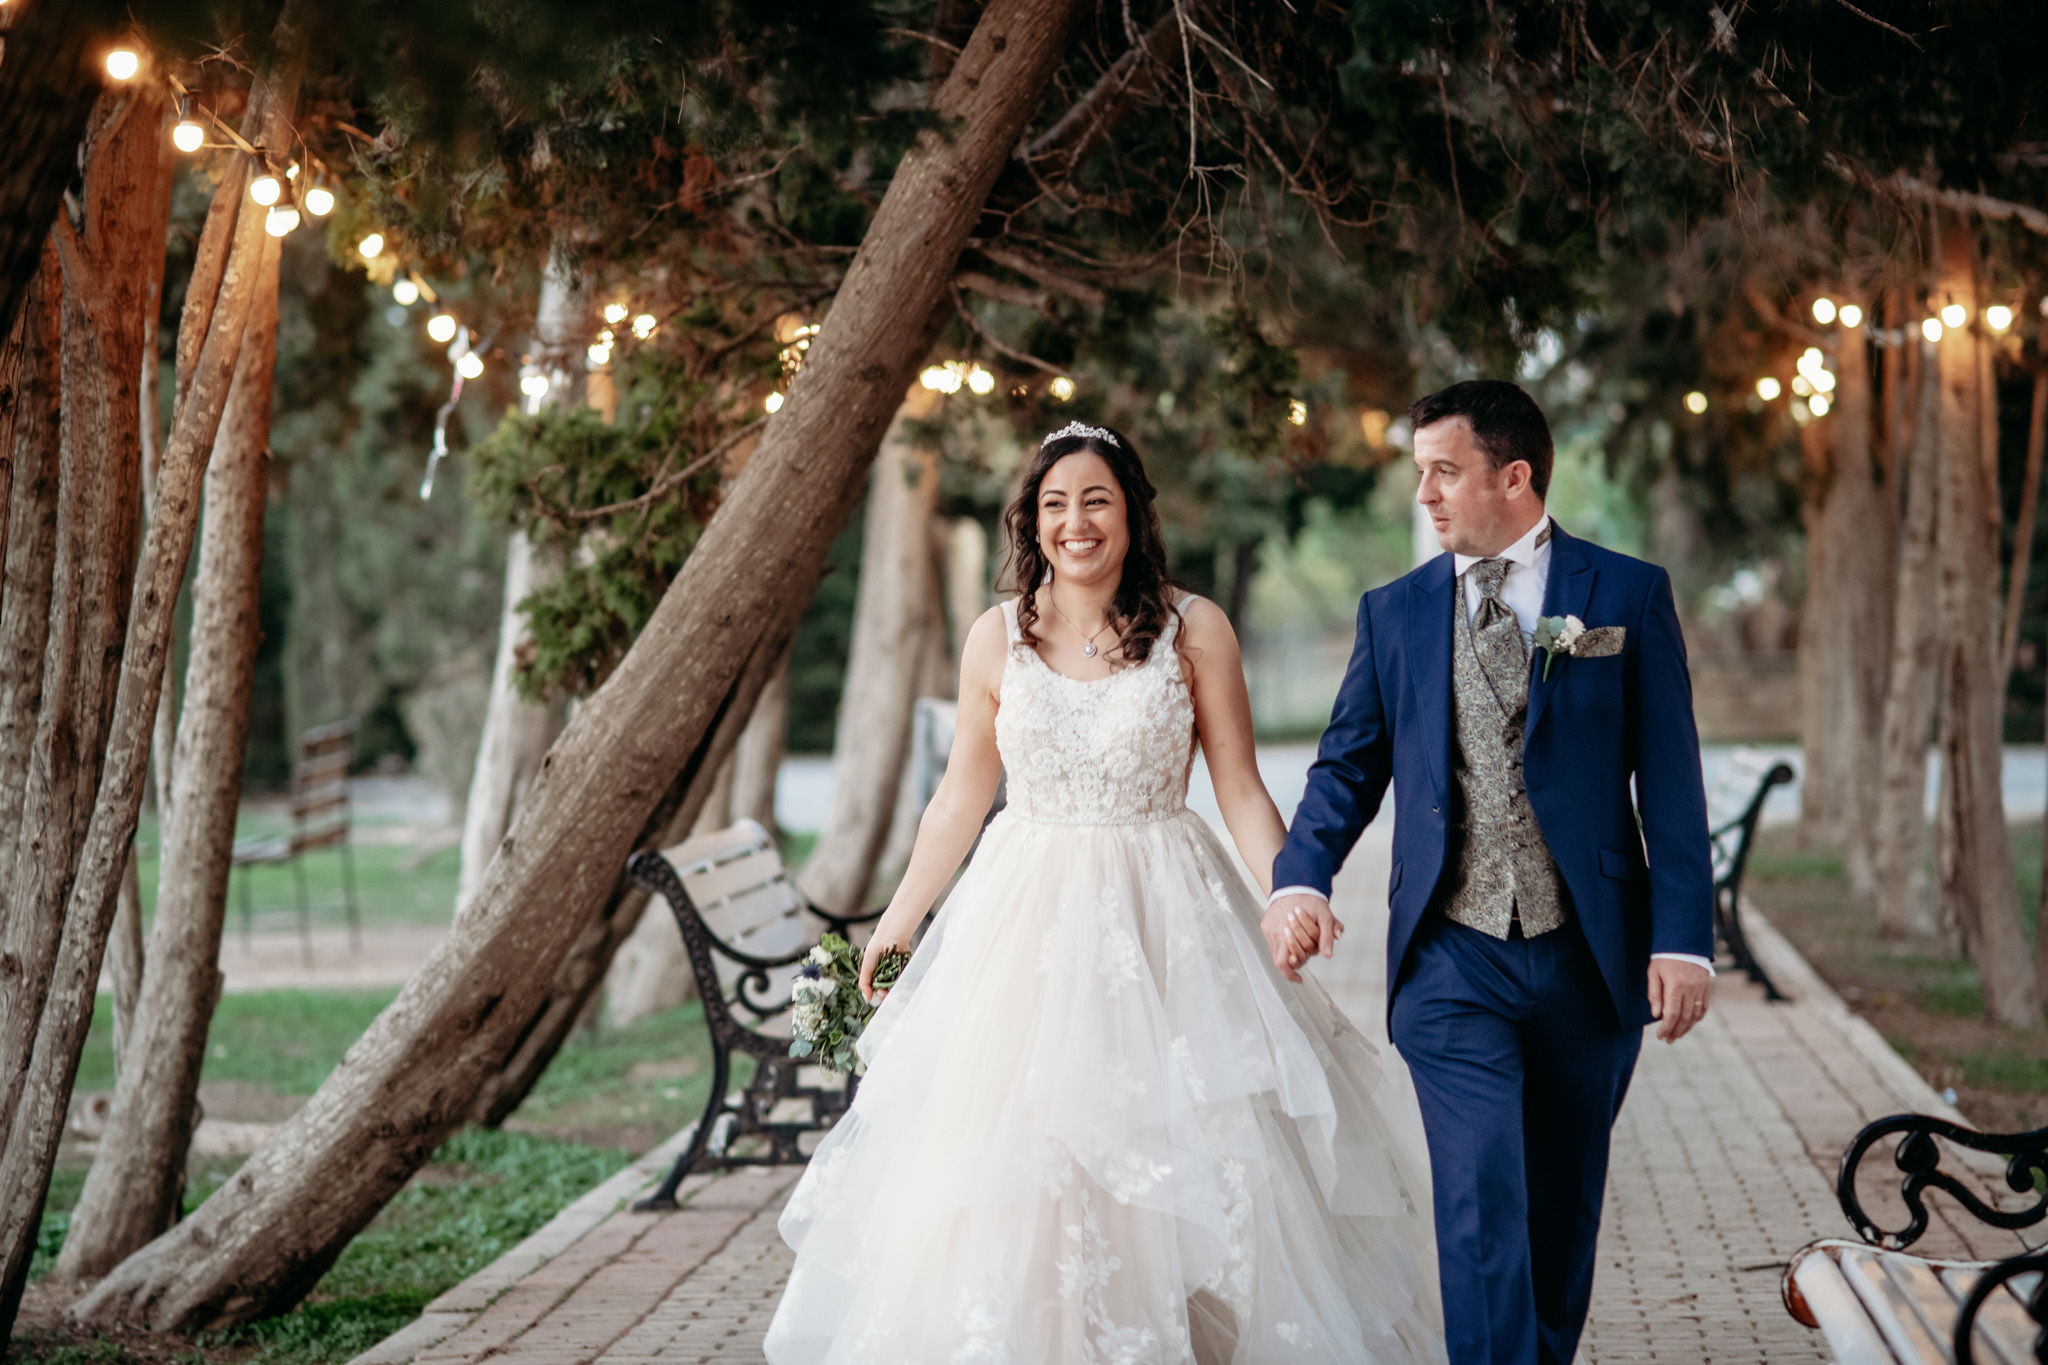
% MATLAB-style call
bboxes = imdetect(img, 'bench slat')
[1939,1264,2038,1365]
[680,843,790,909]
[663,819,776,876]
[1879,1254,1969,1358]
[1841,1249,1955,1363]
[1794,1250,1907,1364]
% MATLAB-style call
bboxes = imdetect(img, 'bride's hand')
[1259,903,1308,983]
[858,934,912,1005]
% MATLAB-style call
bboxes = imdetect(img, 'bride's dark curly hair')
[1000,424,1183,665]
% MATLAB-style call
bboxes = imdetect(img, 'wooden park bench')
[1705,748,1796,999]
[1786,1113,2046,1363]
[230,720,360,960]
[623,817,884,1212]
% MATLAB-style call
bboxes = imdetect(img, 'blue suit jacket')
[1272,525,1714,1028]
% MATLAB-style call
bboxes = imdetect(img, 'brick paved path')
[355,826,2020,1365]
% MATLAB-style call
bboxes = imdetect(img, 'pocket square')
[1575,626,1625,658]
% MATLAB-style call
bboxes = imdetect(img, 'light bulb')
[249,175,282,207]
[285,162,301,181]
[586,343,612,367]
[1755,377,1782,401]
[1684,391,1708,415]
[918,366,949,392]
[303,186,335,217]
[1287,399,1309,426]
[427,313,458,344]
[172,120,204,153]
[1986,305,2014,332]
[105,49,140,81]
[1791,375,1813,397]
[1941,303,1966,328]
[966,365,995,395]
[1049,376,1076,402]
[603,303,629,325]
[764,392,786,414]
[521,374,550,397]
[1838,304,1864,329]
[392,279,420,306]
[631,313,656,339]
[457,352,484,380]
[1811,297,1837,325]
[358,233,385,260]
[1810,394,1831,417]
[264,206,300,237]
[1922,318,1944,343]
[1799,346,1824,371]
[1813,369,1836,394]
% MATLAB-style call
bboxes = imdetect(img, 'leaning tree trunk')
[0,71,201,1333]
[799,386,943,915]
[72,2,1084,1327]
[453,242,589,915]
[1874,315,1944,940]
[729,647,790,833]
[59,221,288,1279]
[1931,223,2043,1029]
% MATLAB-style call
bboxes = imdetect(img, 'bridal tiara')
[1040,421,1119,448]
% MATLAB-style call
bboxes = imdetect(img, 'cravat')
[1468,557,1527,715]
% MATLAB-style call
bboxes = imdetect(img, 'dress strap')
[1000,595,1023,648]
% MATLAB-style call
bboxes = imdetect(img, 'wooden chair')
[231,720,359,962]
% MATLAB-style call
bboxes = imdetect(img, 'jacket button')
[1431,805,1441,814]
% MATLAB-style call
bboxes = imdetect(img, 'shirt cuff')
[1651,952,1715,976]
[1267,885,1329,908]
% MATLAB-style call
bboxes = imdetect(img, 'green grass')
[71,989,400,1097]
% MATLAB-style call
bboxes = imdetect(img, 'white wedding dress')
[764,598,1444,1364]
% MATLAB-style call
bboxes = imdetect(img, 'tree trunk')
[1931,223,2043,1030]
[59,219,286,1279]
[0,71,189,1332]
[72,1,1084,1327]
[799,386,943,915]
[453,240,589,914]
[1874,319,1944,939]
[877,534,956,887]
[729,648,790,833]
[0,0,123,345]
[2000,370,2048,678]
[108,846,144,1070]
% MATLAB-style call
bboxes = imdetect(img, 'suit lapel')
[1524,525,1593,742]
[1406,553,1454,802]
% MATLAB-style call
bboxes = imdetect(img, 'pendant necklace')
[1049,596,1114,658]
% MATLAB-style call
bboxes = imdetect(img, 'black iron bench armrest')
[1837,1112,2048,1250]
[809,902,887,938]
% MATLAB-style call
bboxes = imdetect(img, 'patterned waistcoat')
[1439,578,1570,938]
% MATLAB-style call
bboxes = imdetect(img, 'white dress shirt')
[1271,513,1713,976]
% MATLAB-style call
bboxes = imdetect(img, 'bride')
[764,421,1444,1363]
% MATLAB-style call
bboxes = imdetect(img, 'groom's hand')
[1647,959,1711,1043]
[1263,892,1344,979]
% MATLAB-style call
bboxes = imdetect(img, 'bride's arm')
[1181,597,1337,979]
[858,605,1008,1002]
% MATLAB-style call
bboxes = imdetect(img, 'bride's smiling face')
[1036,451,1130,588]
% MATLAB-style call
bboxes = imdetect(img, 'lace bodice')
[995,595,1197,824]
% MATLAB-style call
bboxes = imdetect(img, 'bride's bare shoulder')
[1173,593,1237,647]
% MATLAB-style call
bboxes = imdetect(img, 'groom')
[1269,380,1714,1365]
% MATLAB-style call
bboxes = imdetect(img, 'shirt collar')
[1453,513,1553,579]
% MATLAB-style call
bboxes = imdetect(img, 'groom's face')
[1413,417,1539,557]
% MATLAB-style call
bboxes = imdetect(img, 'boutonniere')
[1533,615,1625,678]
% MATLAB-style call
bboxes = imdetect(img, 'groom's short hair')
[1409,380,1554,499]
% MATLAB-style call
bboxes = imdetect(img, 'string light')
[603,303,629,325]
[587,342,613,367]
[918,364,961,394]
[1812,369,1836,394]
[764,392,786,414]
[521,374,550,398]
[1922,318,1944,343]
[1792,374,1814,397]
[966,365,995,395]
[264,205,300,237]
[303,186,335,217]
[1684,391,1708,414]
[1755,377,1782,401]
[427,313,458,344]
[631,313,657,340]
[1287,399,1309,426]
[249,174,282,207]
[456,352,484,380]
[1940,303,1966,328]
[172,119,204,153]
[392,279,420,306]
[1810,394,1831,417]
[1986,305,2014,332]
[358,233,385,260]
[1838,304,1864,329]
[285,161,301,181]
[1049,376,1076,402]
[1811,298,1837,325]
[105,49,141,81]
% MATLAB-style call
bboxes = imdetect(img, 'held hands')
[1647,958,1711,1043]
[1260,892,1343,983]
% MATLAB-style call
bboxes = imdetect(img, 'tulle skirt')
[763,807,1445,1364]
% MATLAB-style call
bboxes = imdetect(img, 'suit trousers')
[1390,915,1642,1365]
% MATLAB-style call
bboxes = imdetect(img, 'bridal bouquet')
[788,934,909,1075]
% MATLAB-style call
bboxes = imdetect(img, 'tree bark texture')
[1999,370,2048,678]
[1875,328,1944,940]
[0,76,178,1332]
[59,224,286,1279]
[108,846,144,1070]
[1931,223,2042,1030]
[729,648,790,834]
[454,241,588,915]
[0,0,123,345]
[799,386,943,916]
[72,1,1085,1326]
